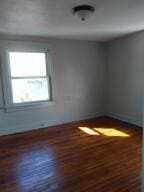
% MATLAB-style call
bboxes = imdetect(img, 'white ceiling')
[0,0,143,41]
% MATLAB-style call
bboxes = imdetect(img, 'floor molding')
[107,112,143,127]
[0,112,105,136]
[0,111,142,136]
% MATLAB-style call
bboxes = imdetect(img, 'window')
[9,52,49,103]
[0,41,53,110]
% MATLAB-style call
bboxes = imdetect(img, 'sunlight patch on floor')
[78,127,130,137]
[78,127,99,135]
[94,128,130,137]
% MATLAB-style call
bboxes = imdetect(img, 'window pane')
[11,78,49,103]
[9,52,47,77]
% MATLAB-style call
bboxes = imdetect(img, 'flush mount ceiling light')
[73,5,95,21]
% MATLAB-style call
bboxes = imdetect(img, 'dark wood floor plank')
[0,116,142,192]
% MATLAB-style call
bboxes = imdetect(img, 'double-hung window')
[0,41,53,110]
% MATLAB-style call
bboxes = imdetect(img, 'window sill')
[2,101,56,113]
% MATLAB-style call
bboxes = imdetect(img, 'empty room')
[0,0,143,191]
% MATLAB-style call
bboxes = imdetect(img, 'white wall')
[106,31,144,127]
[0,31,143,136]
[0,39,106,135]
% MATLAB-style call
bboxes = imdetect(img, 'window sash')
[9,52,47,77]
[11,77,50,104]
[11,76,47,79]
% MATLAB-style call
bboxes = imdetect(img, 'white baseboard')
[0,112,105,136]
[1,111,142,136]
[107,112,143,127]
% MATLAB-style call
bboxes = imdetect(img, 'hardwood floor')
[0,116,142,192]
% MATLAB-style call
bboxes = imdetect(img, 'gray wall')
[106,32,144,127]
[0,39,106,135]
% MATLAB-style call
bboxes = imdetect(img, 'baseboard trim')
[0,112,105,136]
[107,112,143,127]
[1,111,142,136]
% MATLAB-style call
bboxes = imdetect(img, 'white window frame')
[0,40,54,111]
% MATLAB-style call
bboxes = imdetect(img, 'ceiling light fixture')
[73,5,95,21]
